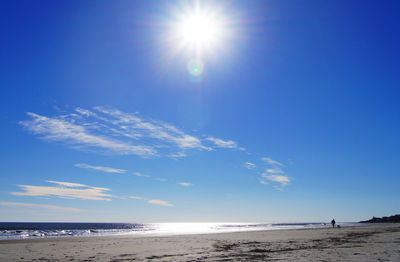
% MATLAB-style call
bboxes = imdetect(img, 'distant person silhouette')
[331,219,336,228]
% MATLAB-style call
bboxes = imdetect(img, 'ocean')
[0,222,362,240]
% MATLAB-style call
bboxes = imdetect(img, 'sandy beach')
[0,224,399,261]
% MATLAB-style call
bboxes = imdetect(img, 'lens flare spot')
[187,59,204,77]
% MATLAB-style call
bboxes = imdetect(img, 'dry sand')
[1,224,400,261]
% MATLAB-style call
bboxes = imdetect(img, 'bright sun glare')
[176,13,222,50]
[167,3,232,78]
[171,4,228,55]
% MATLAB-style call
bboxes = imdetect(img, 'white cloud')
[21,107,229,158]
[45,181,88,187]
[75,107,96,117]
[20,112,156,157]
[206,137,238,149]
[168,152,187,158]
[156,178,168,182]
[261,174,291,186]
[265,168,284,174]
[129,196,146,200]
[0,201,84,212]
[94,106,211,152]
[128,196,174,207]
[134,172,150,178]
[255,158,292,189]
[75,163,126,174]
[178,182,193,187]
[11,181,112,201]
[147,199,174,207]
[261,157,284,166]
[244,162,256,169]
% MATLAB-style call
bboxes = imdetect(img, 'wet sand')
[1,224,399,261]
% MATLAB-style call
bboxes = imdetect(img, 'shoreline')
[0,223,368,243]
[1,223,399,261]
[0,222,365,242]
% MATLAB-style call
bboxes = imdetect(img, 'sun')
[170,5,228,54]
[163,2,234,78]
[176,12,222,51]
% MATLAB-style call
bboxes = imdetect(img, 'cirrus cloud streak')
[75,163,127,174]
[11,181,113,201]
[20,107,241,159]
[129,196,174,207]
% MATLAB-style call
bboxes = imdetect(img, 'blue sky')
[1,0,399,223]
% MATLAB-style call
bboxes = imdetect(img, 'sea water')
[0,222,362,240]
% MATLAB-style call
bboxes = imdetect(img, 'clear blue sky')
[1,0,399,223]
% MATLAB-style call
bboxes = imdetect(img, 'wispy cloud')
[128,196,174,207]
[21,107,244,158]
[75,163,126,174]
[261,174,291,186]
[206,137,238,149]
[11,181,112,201]
[265,168,284,174]
[134,172,150,178]
[92,106,212,153]
[257,158,291,189]
[128,196,146,200]
[244,162,256,169]
[75,107,95,117]
[45,181,88,188]
[147,199,174,207]
[178,182,193,187]
[0,201,84,212]
[156,178,168,182]
[20,112,156,157]
[261,157,284,166]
